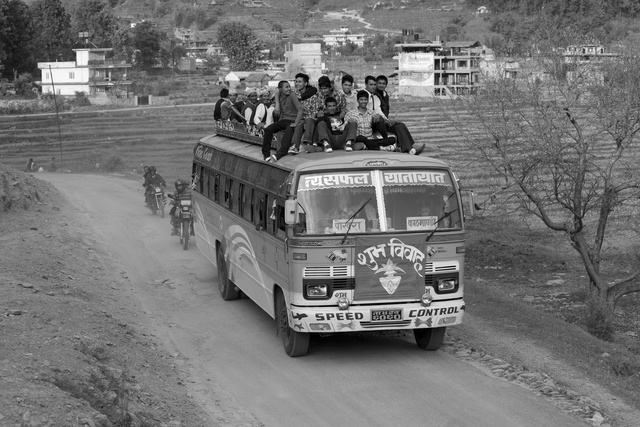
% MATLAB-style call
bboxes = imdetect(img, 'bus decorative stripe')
[300,172,372,190]
[382,171,447,185]
[354,235,427,301]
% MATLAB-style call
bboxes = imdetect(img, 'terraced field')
[0,101,487,199]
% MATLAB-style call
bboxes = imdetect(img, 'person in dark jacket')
[143,166,166,207]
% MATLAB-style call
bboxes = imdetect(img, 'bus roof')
[198,133,451,175]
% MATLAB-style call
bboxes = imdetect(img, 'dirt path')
[18,172,592,427]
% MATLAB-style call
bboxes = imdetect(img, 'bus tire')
[216,247,239,301]
[413,327,446,351]
[276,290,309,357]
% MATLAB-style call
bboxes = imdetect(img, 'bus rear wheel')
[216,247,239,301]
[276,290,309,357]
[414,327,446,350]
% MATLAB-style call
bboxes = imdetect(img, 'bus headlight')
[305,283,328,298]
[437,278,458,293]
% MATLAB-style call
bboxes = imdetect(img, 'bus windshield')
[294,169,461,236]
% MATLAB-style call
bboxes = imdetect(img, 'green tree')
[31,0,74,62]
[0,0,36,79]
[217,22,260,71]
[132,21,164,70]
[112,23,135,63]
[450,42,640,340]
[72,0,117,48]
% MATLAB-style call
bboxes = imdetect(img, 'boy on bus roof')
[339,74,358,114]
[289,73,321,155]
[315,96,359,153]
[262,80,303,163]
[374,74,425,155]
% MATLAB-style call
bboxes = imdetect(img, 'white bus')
[191,122,467,356]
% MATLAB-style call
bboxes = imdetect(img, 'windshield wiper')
[425,208,459,243]
[340,197,372,245]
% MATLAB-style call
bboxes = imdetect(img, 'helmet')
[175,179,186,191]
[149,166,156,173]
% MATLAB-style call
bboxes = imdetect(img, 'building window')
[69,72,75,79]
[45,72,50,80]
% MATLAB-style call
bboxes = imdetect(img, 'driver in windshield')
[323,189,377,233]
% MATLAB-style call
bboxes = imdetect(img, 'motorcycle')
[147,185,166,218]
[169,195,194,250]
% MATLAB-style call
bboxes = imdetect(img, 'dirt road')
[39,172,586,427]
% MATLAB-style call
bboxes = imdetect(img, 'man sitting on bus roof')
[262,80,303,163]
[314,96,359,153]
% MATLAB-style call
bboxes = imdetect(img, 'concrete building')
[394,39,487,97]
[323,27,366,47]
[284,43,322,81]
[38,48,132,96]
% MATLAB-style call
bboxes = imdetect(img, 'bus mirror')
[284,199,296,225]
[460,189,478,217]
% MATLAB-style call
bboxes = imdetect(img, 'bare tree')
[450,42,640,339]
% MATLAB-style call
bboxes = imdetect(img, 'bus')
[191,121,468,357]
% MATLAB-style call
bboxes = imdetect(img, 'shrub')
[102,155,125,172]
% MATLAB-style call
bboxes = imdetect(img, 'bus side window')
[192,164,198,192]
[253,191,266,230]
[242,186,253,222]
[231,180,239,214]
[224,177,231,208]
[203,170,210,199]
[198,166,205,194]
[213,173,220,202]
[266,196,275,234]
[275,200,286,239]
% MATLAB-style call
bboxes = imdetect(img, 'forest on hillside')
[466,0,640,55]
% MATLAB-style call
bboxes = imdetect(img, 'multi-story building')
[394,38,486,97]
[38,48,132,96]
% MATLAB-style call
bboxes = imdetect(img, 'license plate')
[371,309,402,321]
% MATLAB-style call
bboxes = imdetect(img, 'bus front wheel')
[414,327,446,350]
[276,291,310,357]
[216,247,239,301]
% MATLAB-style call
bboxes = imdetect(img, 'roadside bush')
[101,155,125,172]
[71,92,92,108]
[65,152,125,173]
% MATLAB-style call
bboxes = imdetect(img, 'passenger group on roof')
[214,73,425,163]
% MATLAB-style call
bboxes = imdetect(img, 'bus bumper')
[289,300,464,333]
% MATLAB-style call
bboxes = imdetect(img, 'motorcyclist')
[143,166,166,207]
[142,165,150,205]
[168,179,192,236]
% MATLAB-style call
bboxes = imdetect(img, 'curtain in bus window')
[354,234,427,301]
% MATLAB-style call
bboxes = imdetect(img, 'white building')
[284,43,322,81]
[323,31,366,48]
[38,48,132,96]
